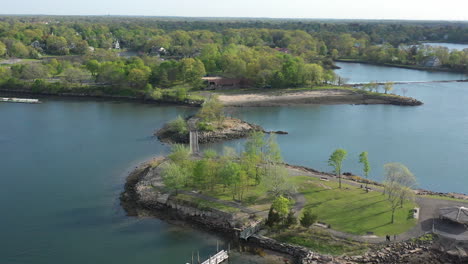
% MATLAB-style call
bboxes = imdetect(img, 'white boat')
[0,97,41,104]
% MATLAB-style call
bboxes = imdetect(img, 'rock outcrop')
[155,116,285,144]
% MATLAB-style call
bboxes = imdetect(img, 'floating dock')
[1,97,41,104]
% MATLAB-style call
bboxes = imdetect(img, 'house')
[422,56,442,67]
[201,77,252,90]
[149,46,167,56]
[113,40,120,50]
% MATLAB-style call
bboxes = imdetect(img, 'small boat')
[0,97,41,104]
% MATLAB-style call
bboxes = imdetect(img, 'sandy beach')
[217,89,401,107]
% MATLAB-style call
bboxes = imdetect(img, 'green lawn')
[289,176,417,236]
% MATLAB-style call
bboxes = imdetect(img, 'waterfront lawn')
[290,176,417,236]
[201,181,273,212]
[272,227,368,256]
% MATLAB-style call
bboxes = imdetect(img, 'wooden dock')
[200,250,229,264]
[1,97,41,104]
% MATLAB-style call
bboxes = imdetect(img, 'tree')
[161,162,188,195]
[46,36,69,55]
[328,149,347,189]
[359,151,371,192]
[300,208,318,228]
[383,163,416,223]
[62,67,88,85]
[285,210,297,227]
[168,115,188,136]
[384,82,394,94]
[197,95,224,127]
[168,144,191,165]
[86,60,100,77]
[20,64,48,80]
[265,164,294,196]
[271,195,291,223]
[0,41,6,57]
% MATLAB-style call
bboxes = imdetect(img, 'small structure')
[422,56,442,67]
[112,40,120,50]
[200,250,229,264]
[150,46,167,56]
[201,77,251,90]
[439,206,468,225]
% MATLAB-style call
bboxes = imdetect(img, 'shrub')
[168,116,188,136]
[197,121,215,131]
[300,208,318,228]
[285,210,297,227]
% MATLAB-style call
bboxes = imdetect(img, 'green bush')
[168,116,188,136]
[197,121,215,131]
[300,208,318,228]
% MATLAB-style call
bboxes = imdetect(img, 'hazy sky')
[3,0,468,21]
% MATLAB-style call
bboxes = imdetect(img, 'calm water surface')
[335,62,467,83]
[1,62,468,263]
[0,101,275,264]
[423,42,468,51]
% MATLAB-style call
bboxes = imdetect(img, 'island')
[122,131,468,264]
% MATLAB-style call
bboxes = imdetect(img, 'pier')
[200,250,229,264]
[1,97,41,104]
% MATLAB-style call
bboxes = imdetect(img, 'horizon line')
[0,14,467,23]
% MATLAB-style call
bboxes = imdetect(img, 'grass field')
[289,176,417,236]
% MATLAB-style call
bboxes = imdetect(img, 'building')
[422,56,442,67]
[201,77,252,90]
[113,40,120,50]
[439,206,468,225]
[149,46,167,56]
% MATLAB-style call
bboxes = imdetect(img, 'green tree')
[300,208,318,228]
[86,60,100,77]
[359,151,371,192]
[168,116,188,136]
[271,195,291,222]
[384,82,394,94]
[161,162,188,195]
[197,95,224,127]
[20,64,48,80]
[0,41,6,57]
[62,67,88,85]
[328,148,347,189]
[46,35,69,55]
[383,163,416,223]
[168,144,191,165]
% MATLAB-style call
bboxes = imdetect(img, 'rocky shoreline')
[121,158,468,264]
[155,116,287,144]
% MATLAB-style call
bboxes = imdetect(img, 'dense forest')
[0,16,467,100]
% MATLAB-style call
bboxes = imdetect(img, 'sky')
[2,0,468,21]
